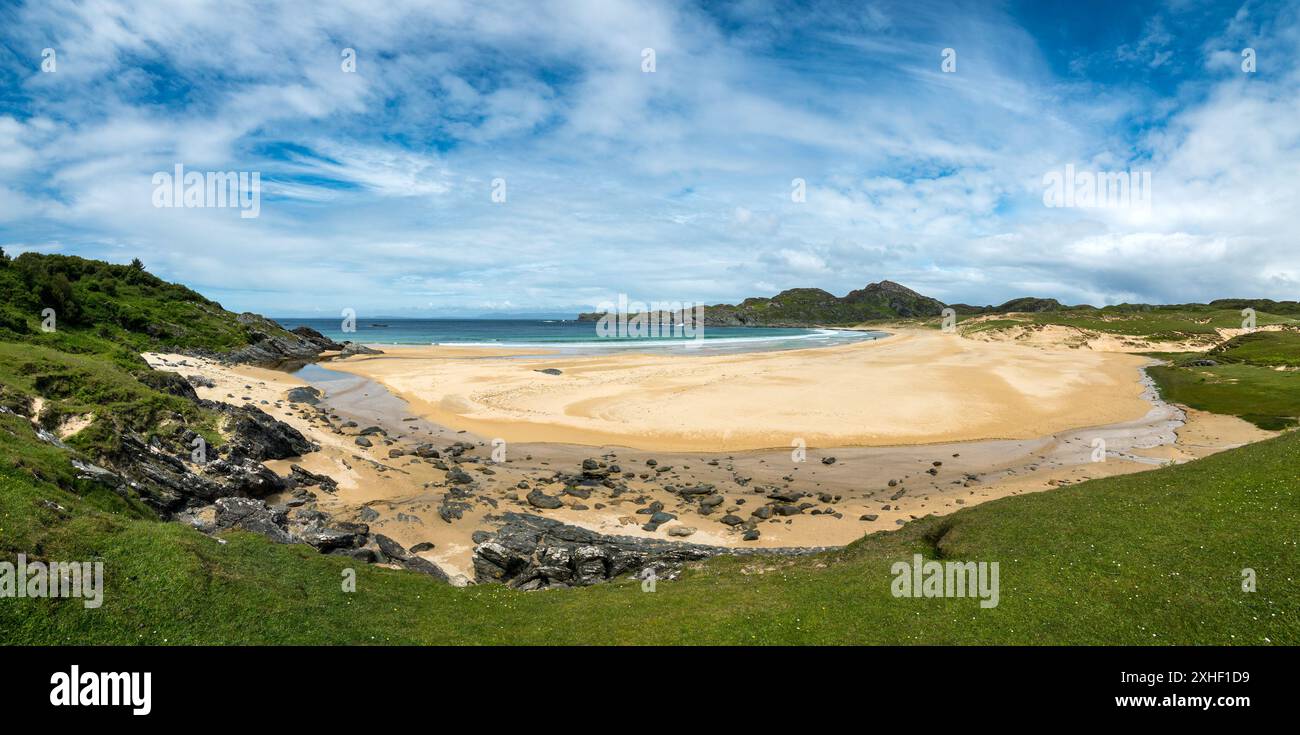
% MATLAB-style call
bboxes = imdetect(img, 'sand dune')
[326,329,1155,452]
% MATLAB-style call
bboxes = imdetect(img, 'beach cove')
[143,327,1272,578]
[322,328,1157,451]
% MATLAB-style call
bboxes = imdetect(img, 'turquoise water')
[276,318,886,355]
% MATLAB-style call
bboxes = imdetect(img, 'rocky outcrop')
[103,399,311,512]
[182,315,380,366]
[174,497,453,583]
[339,342,383,357]
[471,513,830,590]
[287,464,338,493]
[210,313,329,365]
[290,326,344,352]
[207,401,317,460]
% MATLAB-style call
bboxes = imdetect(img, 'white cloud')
[0,0,1297,314]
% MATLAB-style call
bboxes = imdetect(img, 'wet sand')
[143,344,1273,580]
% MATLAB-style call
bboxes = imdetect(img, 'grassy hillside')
[3,415,1296,644]
[578,280,947,326]
[937,306,1299,345]
[698,281,946,326]
[0,251,302,368]
[1206,329,1300,367]
[1150,330,1300,431]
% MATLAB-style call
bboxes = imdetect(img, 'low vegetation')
[1150,330,1300,431]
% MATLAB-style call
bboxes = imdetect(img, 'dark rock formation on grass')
[211,313,329,365]
[208,401,317,460]
[471,512,830,589]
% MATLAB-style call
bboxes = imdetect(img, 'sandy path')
[324,329,1155,451]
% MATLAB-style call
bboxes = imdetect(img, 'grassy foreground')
[4,419,1296,645]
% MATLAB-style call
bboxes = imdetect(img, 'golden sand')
[325,329,1156,451]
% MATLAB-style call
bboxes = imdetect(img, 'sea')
[274,318,887,356]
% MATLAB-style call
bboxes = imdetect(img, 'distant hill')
[947,297,1086,315]
[578,280,946,326]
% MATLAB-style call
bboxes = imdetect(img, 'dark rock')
[212,497,291,543]
[203,455,285,497]
[374,534,410,561]
[288,464,338,493]
[767,489,803,503]
[340,342,384,358]
[527,489,564,509]
[290,326,345,351]
[470,513,828,587]
[678,484,716,497]
[402,555,451,582]
[214,402,317,460]
[286,386,322,405]
[446,467,474,484]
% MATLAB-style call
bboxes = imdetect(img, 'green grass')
[4,414,1297,645]
[0,342,221,458]
[1207,329,1300,367]
[1150,331,1300,431]
[1150,364,1300,431]
[1025,307,1293,339]
[946,308,1299,343]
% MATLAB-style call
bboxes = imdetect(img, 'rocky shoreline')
[43,319,854,590]
[95,319,1264,591]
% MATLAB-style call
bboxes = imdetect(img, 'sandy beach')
[142,330,1274,579]
[324,328,1156,451]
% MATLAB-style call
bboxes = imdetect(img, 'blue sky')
[1,0,1296,316]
